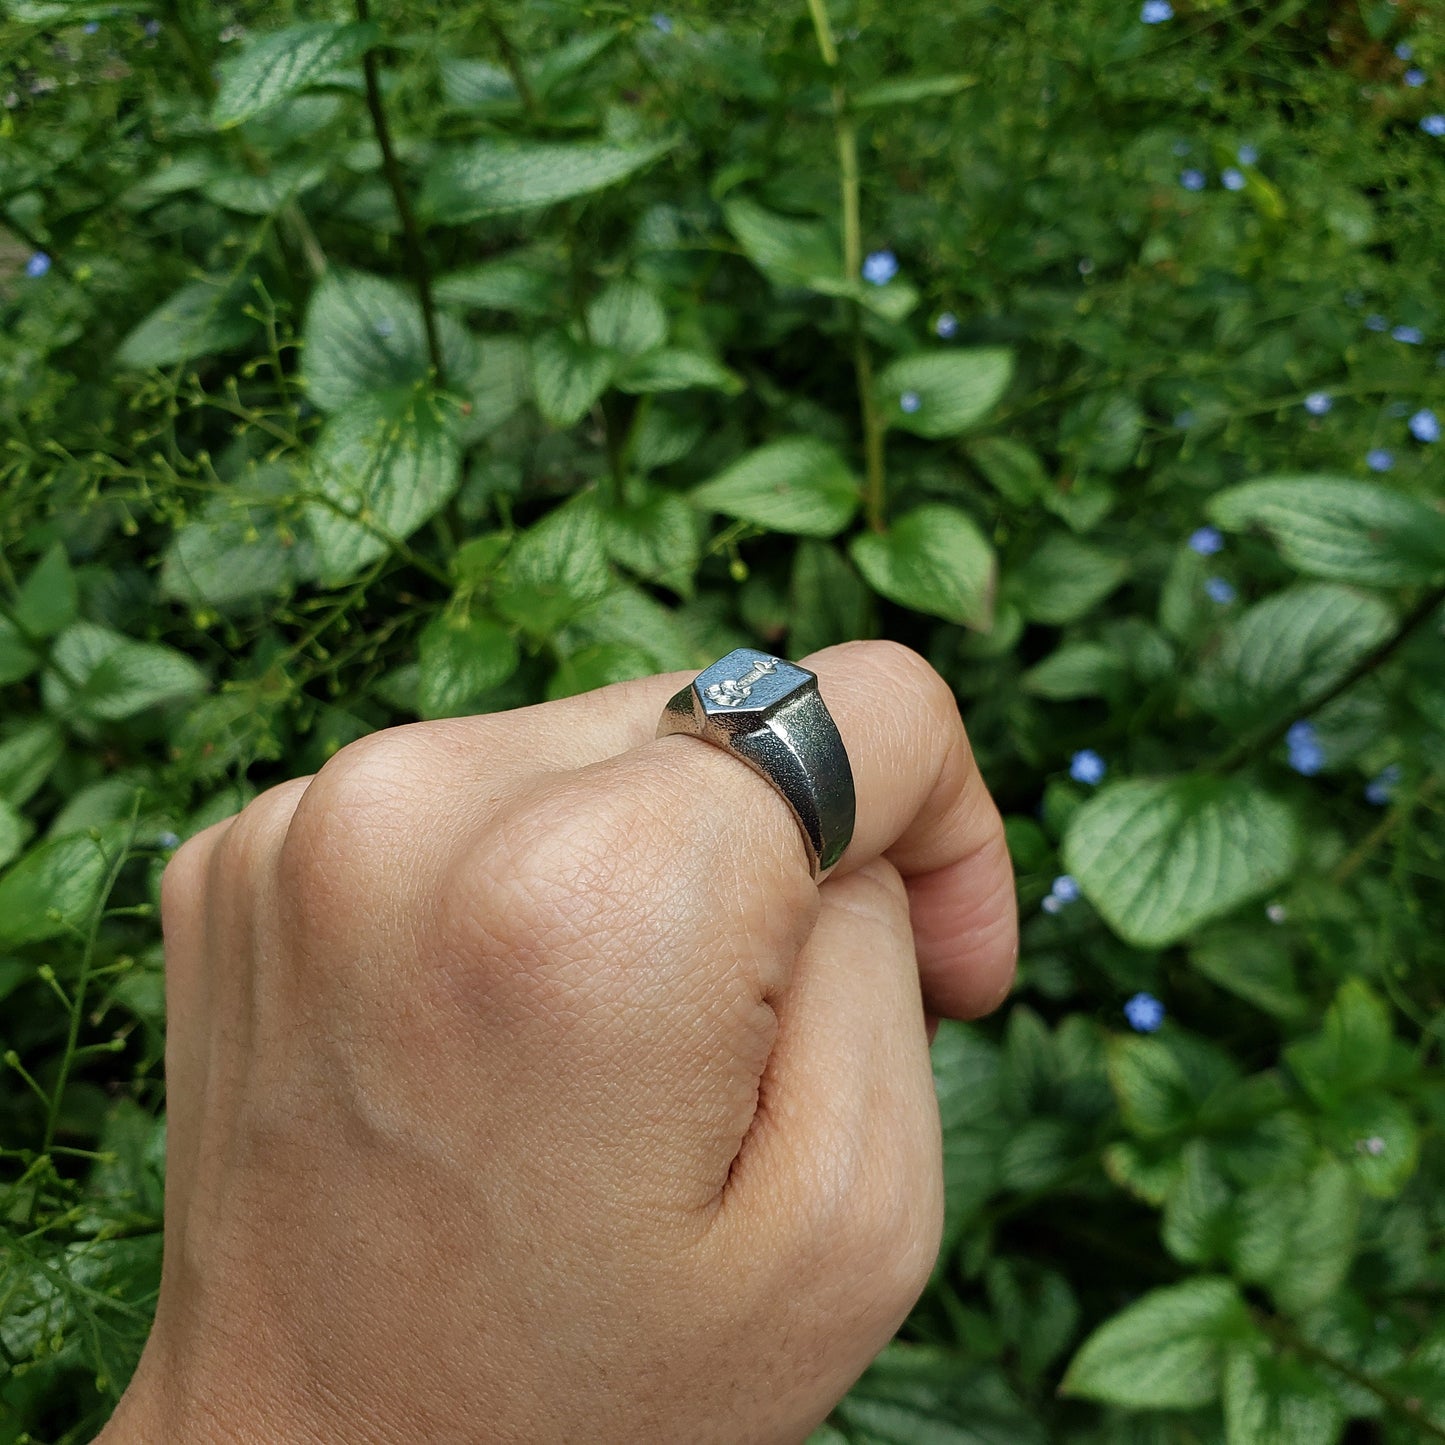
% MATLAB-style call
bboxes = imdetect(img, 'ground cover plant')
[2,0,1445,1440]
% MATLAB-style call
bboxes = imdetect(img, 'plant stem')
[354,0,447,388]
[1211,582,1445,774]
[806,0,888,531]
[1332,774,1440,886]
[480,0,538,117]
[1257,1309,1445,1443]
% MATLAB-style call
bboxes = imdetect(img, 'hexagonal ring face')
[693,648,815,721]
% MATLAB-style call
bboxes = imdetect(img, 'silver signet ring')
[656,648,856,882]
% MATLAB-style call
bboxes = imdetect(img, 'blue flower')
[1304,391,1332,415]
[1286,720,1325,776]
[1422,115,1445,136]
[1365,764,1402,806]
[899,390,921,414]
[1237,142,1259,165]
[24,252,51,278]
[1396,41,1414,61]
[651,13,672,32]
[1188,525,1224,556]
[935,311,959,339]
[1141,0,1173,22]
[862,250,898,285]
[1180,168,1207,191]
[1392,324,1424,345]
[1070,749,1106,786]
[1221,167,1246,191]
[1405,68,1427,87]
[1366,313,1389,332]
[1051,874,1080,904]
[1204,576,1236,604]
[1124,992,1166,1033]
[1409,408,1440,443]
[83,19,99,32]
[143,17,160,36]
[156,831,181,851]
[1041,894,1064,914]
[1366,448,1395,472]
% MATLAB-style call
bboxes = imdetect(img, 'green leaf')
[457,335,532,445]
[723,195,842,288]
[851,72,977,108]
[601,489,700,597]
[615,348,744,395]
[788,540,874,657]
[587,279,667,356]
[212,22,379,128]
[416,613,519,720]
[0,615,38,685]
[42,622,207,723]
[1263,1159,1360,1314]
[547,642,658,700]
[1060,1277,1250,1409]
[439,56,520,111]
[530,331,615,427]
[558,584,699,673]
[1326,1091,1419,1198]
[1063,777,1299,948]
[434,258,556,315]
[1191,584,1395,731]
[1284,978,1396,1108]
[304,392,462,586]
[0,828,124,947]
[1060,392,1144,474]
[0,799,29,871]
[202,156,328,216]
[932,1023,1009,1270]
[690,438,859,538]
[1189,929,1308,1023]
[966,436,1049,506]
[494,496,612,639]
[1209,476,1445,586]
[1162,1142,1234,1266]
[877,349,1014,438]
[116,278,259,369]
[849,503,996,629]
[159,466,302,611]
[14,542,77,639]
[1021,642,1126,700]
[1222,1345,1348,1445]
[0,719,65,807]
[1108,1032,1238,1139]
[530,30,620,97]
[838,1346,1047,1445]
[1010,535,1129,625]
[722,195,918,320]
[421,138,671,223]
[301,269,477,413]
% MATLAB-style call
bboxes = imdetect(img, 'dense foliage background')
[3,0,1445,1440]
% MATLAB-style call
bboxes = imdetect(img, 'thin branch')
[480,0,538,117]
[807,0,887,531]
[1210,583,1445,775]
[355,0,447,387]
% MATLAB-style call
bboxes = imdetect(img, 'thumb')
[701,858,944,1420]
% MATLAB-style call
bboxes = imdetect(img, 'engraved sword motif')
[705,655,780,707]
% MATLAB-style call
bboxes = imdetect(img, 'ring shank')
[656,677,855,881]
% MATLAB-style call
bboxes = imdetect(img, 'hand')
[98,640,1016,1445]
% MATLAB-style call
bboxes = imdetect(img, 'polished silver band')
[656,648,856,882]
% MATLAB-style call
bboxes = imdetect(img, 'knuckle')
[212,779,309,879]
[278,728,423,871]
[160,828,218,923]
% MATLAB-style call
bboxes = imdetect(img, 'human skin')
[95,639,1017,1445]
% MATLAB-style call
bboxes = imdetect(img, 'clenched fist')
[98,640,1016,1445]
